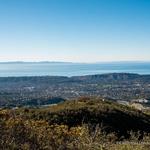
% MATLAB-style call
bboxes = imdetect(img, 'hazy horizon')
[0,60,150,64]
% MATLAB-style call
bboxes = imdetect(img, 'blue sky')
[0,0,150,62]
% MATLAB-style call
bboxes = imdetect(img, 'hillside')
[1,97,150,149]
[23,97,150,137]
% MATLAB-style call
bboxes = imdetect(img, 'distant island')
[0,61,74,64]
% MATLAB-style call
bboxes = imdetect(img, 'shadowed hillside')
[26,97,150,138]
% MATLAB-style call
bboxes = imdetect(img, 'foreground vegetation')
[1,97,150,150]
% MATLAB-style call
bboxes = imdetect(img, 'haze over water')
[0,62,150,77]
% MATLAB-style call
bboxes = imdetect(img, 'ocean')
[0,62,150,77]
